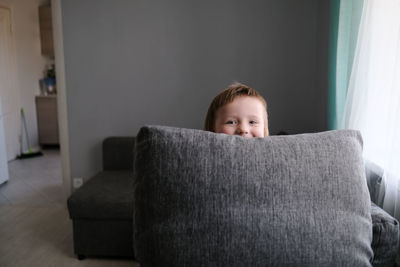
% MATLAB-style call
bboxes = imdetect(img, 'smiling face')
[214,96,266,138]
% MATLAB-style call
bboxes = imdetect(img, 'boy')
[204,82,269,138]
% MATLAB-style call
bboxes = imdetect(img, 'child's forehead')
[218,96,265,114]
[224,95,265,107]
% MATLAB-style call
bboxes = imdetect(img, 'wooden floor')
[0,150,138,267]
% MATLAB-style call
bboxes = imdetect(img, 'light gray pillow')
[133,125,373,266]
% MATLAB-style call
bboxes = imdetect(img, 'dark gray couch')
[67,137,135,259]
[67,135,399,265]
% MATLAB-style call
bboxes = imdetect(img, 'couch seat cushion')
[68,171,133,220]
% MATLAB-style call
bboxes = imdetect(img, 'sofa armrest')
[365,159,386,206]
[103,137,135,171]
[371,202,399,266]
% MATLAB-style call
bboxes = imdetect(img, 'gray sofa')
[68,132,399,265]
[67,137,135,259]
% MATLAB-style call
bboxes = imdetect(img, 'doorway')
[0,1,67,204]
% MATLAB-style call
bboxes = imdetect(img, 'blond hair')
[204,82,269,136]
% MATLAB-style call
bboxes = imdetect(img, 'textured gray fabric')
[365,160,386,206]
[365,161,399,266]
[371,202,399,266]
[133,126,373,266]
[68,171,134,219]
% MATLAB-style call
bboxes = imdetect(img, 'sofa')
[67,129,399,265]
[67,137,135,260]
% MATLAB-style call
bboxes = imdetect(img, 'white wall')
[0,3,20,160]
[5,0,53,151]
[60,0,329,190]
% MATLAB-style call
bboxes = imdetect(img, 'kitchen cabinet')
[35,95,59,145]
[38,5,54,57]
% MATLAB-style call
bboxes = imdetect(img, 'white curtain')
[342,0,400,219]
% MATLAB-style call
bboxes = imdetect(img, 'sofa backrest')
[103,137,135,171]
[102,135,386,197]
[365,159,385,206]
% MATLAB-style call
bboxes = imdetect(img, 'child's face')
[214,96,266,138]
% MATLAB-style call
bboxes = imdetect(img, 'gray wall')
[61,0,329,186]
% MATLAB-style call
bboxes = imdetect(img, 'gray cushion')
[133,126,373,266]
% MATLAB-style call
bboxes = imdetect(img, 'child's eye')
[225,120,237,125]
[250,120,258,125]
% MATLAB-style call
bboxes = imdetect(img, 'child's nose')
[236,123,249,135]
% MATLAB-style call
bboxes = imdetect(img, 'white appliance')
[0,109,9,185]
